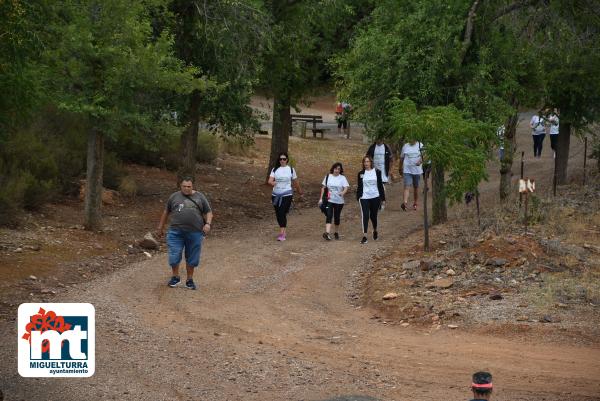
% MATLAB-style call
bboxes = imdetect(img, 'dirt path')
[2,118,599,401]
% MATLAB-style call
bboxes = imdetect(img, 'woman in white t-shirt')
[268,153,303,241]
[530,110,546,158]
[318,162,350,241]
[356,156,385,244]
[548,108,559,158]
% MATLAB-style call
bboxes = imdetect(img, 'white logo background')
[18,303,95,377]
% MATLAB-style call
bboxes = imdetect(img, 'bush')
[103,152,125,190]
[119,175,138,198]
[220,135,254,157]
[196,131,219,163]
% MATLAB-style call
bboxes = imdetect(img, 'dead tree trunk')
[84,127,104,231]
[179,90,201,181]
[499,112,519,200]
[266,93,291,181]
[432,163,447,225]
[556,121,571,184]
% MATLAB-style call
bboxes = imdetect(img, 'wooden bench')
[290,114,332,138]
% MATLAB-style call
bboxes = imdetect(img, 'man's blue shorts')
[166,229,204,268]
[403,173,421,187]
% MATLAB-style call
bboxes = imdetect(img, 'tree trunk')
[84,127,104,231]
[432,163,447,225]
[180,90,201,181]
[266,93,291,181]
[499,113,519,200]
[555,121,571,185]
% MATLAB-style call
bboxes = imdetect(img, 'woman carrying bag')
[318,162,350,241]
[268,152,303,241]
[356,156,385,244]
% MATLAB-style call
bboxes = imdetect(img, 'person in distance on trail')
[356,155,385,244]
[530,109,546,158]
[318,162,350,241]
[366,137,394,186]
[547,107,560,159]
[157,176,213,290]
[268,152,303,241]
[469,371,494,400]
[336,101,352,138]
[399,137,424,211]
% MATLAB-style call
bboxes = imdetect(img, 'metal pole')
[583,137,588,186]
[519,151,524,208]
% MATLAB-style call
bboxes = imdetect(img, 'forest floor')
[0,106,599,401]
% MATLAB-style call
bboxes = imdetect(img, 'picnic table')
[290,114,331,138]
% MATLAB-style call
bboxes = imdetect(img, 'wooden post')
[423,170,430,251]
[519,151,524,208]
[475,190,481,230]
[583,137,588,186]
[524,191,529,228]
[553,152,558,196]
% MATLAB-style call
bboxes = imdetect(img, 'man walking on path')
[366,138,394,184]
[399,138,424,211]
[157,177,213,290]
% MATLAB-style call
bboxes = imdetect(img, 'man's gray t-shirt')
[166,191,211,232]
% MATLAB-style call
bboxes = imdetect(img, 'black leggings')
[359,197,381,233]
[272,195,292,228]
[533,134,545,157]
[325,203,344,225]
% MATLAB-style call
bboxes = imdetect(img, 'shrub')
[119,175,138,198]
[196,131,219,163]
[220,135,255,157]
[103,152,125,190]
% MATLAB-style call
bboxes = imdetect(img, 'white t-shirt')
[360,169,379,199]
[401,142,423,175]
[322,174,350,204]
[270,166,297,195]
[548,114,559,135]
[530,115,546,135]
[373,144,388,182]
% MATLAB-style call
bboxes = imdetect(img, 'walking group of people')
[530,108,560,158]
[268,138,424,245]
[156,138,425,290]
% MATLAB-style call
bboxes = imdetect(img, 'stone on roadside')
[401,323,410,327]
[447,324,458,329]
[489,293,503,300]
[402,260,421,270]
[445,269,456,276]
[426,278,453,289]
[487,258,507,267]
[139,232,159,250]
[29,275,37,280]
[383,292,399,300]
[516,315,529,321]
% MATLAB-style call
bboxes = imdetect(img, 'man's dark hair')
[180,176,194,184]
[472,371,493,395]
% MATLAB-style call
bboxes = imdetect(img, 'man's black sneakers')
[168,276,181,287]
[186,278,197,290]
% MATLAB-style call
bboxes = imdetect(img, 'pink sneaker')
[277,234,286,241]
